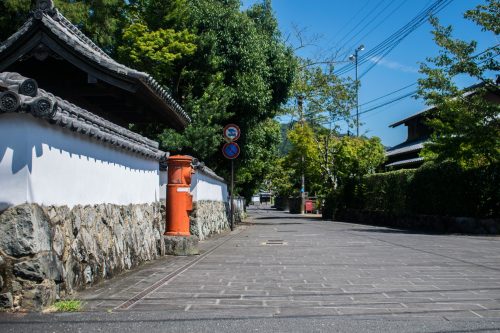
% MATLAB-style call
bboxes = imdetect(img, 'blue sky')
[241,0,498,147]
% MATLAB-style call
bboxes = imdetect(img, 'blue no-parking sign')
[222,142,240,159]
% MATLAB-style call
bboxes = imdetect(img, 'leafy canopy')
[417,0,500,168]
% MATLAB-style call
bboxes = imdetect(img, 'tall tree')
[0,0,126,52]
[145,0,296,198]
[417,0,500,168]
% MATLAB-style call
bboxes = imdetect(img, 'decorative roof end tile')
[33,0,56,19]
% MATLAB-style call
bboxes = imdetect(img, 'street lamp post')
[349,44,364,137]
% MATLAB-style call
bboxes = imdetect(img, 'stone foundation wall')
[190,201,230,240]
[335,209,500,234]
[189,200,247,240]
[0,202,165,310]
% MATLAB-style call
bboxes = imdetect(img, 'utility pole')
[298,95,305,214]
[350,44,364,137]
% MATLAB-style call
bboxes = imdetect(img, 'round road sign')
[222,142,240,159]
[223,124,240,142]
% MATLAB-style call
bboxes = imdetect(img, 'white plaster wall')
[0,113,160,209]
[191,170,228,202]
[159,170,168,200]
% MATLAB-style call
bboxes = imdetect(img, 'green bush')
[409,162,499,218]
[362,169,415,215]
[332,162,499,218]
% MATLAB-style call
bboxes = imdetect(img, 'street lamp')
[349,44,364,137]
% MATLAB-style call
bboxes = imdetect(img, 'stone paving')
[78,206,500,322]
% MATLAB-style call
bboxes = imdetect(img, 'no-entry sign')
[222,142,240,159]
[223,124,240,142]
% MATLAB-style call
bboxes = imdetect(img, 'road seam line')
[113,227,246,311]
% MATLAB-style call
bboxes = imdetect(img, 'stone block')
[13,253,63,283]
[21,280,56,310]
[0,292,13,308]
[0,202,166,310]
[164,236,199,256]
[0,204,51,256]
[190,201,230,240]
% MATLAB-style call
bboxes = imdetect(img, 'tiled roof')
[0,0,190,126]
[389,83,488,128]
[389,107,432,128]
[0,72,167,160]
[385,157,424,168]
[386,140,426,157]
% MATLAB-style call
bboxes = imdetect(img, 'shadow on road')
[246,221,303,225]
[347,227,443,235]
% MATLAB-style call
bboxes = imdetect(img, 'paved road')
[1,206,500,332]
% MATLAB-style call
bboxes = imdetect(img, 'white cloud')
[369,56,418,73]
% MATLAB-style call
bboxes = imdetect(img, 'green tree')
[0,0,126,52]
[417,0,500,168]
[328,136,386,185]
[280,59,358,195]
[263,157,294,198]
[287,59,355,130]
[285,122,323,195]
[117,23,197,80]
[236,119,283,200]
[150,0,295,197]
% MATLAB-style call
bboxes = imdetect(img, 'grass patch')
[52,299,83,312]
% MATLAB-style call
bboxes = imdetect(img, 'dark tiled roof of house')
[385,157,424,168]
[0,72,167,160]
[386,139,426,157]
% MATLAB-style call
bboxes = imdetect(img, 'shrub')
[330,162,499,219]
[409,162,499,218]
[362,169,415,215]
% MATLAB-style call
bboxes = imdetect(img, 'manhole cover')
[262,240,287,246]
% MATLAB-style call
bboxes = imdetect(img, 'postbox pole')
[230,159,234,231]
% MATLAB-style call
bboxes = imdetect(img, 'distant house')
[385,82,499,170]
[384,107,431,170]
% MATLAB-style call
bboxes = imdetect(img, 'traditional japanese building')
[385,82,499,170]
[0,0,236,310]
[384,107,430,170]
[0,0,189,129]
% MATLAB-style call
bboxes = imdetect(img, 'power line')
[342,0,410,59]
[359,82,417,107]
[334,0,388,49]
[339,0,453,76]
[350,45,498,120]
[332,0,372,43]
[339,0,451,72]
[335,0,453,76]
[349,90,417,119]
[339,0,395,55]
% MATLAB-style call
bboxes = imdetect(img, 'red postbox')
[305,200,314,214]
[164,155,194,236]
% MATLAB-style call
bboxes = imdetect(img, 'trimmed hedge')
[362,169,414,216]
[409,162,499,218]
[328,162,499,219]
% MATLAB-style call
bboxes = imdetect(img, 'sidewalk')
[78,225,247,311]
[1,206,499,332]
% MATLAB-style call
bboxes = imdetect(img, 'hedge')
[328,162,499,219]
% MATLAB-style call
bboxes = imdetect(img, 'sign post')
[222,124,240,231]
